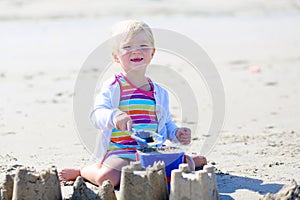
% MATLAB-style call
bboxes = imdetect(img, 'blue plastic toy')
[130,128,164,149]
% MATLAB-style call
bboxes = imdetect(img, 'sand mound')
[261,179,300,200]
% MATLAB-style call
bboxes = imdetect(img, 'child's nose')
[131,48,142,54]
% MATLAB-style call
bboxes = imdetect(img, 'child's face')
[114,30,155,73]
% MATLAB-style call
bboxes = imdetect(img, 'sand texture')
[1,1,300,199]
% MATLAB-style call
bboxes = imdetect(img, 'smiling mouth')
[130,58,143,62]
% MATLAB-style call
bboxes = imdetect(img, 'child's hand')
[176,128,191,145]
[113,112,132,132]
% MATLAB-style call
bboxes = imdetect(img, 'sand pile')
[71,176,116,200]
[0,174,14,200]
[260,179,300,200]
[0,166,62,200]
[119,161,169,200]
[170,164,219,200]
[0,166,117,200]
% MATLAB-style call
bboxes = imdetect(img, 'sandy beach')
[1,1,300,199]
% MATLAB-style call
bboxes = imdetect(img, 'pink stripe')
[131,115,156,121]
[122,89,152,96]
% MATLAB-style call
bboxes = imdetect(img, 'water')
[0,0,299,21]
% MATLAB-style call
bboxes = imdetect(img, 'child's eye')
[122,46,131,49]
[140,44,148,47]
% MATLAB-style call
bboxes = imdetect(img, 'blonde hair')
[110,20,155,54]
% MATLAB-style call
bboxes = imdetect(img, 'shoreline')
[1,0,300,22]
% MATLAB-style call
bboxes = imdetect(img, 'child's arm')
[161,89,180,143]
[161,87,191,145]
[90,79,124,131]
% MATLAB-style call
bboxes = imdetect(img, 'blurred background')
[1,0,300,20]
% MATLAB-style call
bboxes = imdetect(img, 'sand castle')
[119,161,169,200]
[260,179,300,200]
[0,174,14,200]
[71,176,117,200]
[1,163,219,200]
[118,161,219,200]
[170,163,219,200]
[0,166,117,200]
[0,166,62,200]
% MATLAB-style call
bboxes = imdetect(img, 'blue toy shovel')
[130,128,164,149]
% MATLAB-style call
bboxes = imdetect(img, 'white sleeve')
[154,83,179,142]
[163,90,179,142]
[90,79,122,131]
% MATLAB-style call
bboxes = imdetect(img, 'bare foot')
[190,155,207,168]
[58,167,81,182]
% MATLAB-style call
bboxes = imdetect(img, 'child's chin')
[130,64,147,70]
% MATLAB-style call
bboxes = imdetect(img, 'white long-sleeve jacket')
[90,76,179,162]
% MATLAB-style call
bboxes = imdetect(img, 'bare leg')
[190,155,207,168]
[81,157,130,186]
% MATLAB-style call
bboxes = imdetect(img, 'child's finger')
[179,133,189,139]
[115,122,121,130]
[120,122,127,132]
[183,128,191,134]
[180,132,190,138]
[127,120,132,131]
[180,132,191,144]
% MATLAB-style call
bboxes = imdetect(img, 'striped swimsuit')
[107,74,158,160]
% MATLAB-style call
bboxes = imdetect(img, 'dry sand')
[1,1,300,199]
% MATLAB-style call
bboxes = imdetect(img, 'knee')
[191,155,207,167]
[95,169,121,187]
[95,171,107,186]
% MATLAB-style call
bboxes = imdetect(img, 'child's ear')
[112,53,119,63]
[151,48,156,57]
